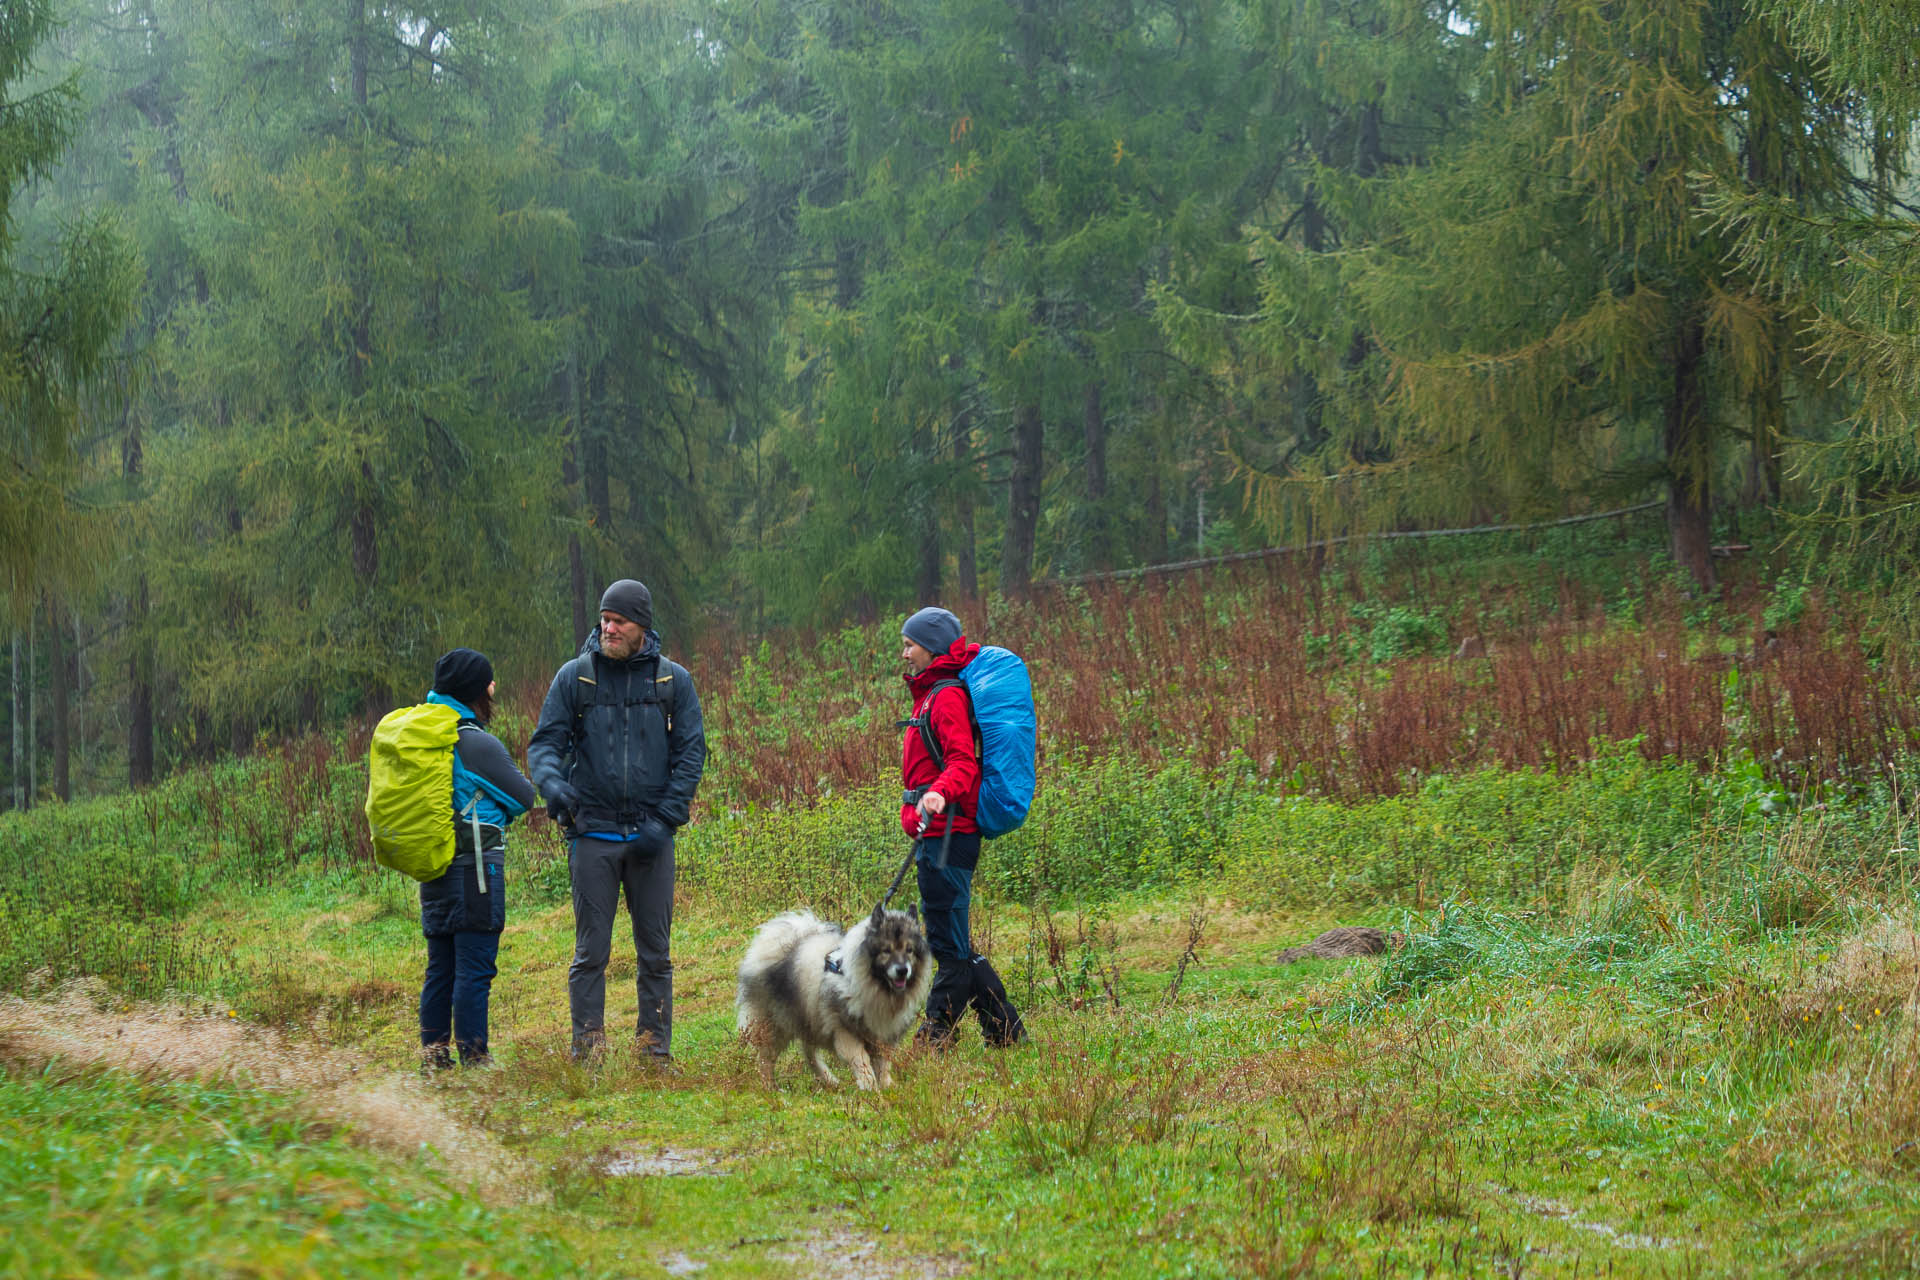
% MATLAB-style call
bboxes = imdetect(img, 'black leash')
[877,813,952,911]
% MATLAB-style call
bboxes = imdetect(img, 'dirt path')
[0,980,531,1203]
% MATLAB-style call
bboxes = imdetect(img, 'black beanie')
[599,579,653,630]
[902,606,963,656]
[432,648,493,708]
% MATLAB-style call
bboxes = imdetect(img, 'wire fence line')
[1041,500,1667,589]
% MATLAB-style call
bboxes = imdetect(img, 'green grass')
[8,627,1920,1273]
[0,1064,586,1277]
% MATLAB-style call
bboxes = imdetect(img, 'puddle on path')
[603,1146,727,1177]
[1488,1183,1689,1252]
[772,1226,967,1280]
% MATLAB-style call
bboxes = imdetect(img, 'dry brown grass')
[994,1035,1199,1173]
[0,980,534,1203]
[571,569,1920,814]
[1781,917,1920,1023]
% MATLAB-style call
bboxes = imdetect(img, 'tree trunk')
[72,611,84,794]
[835,241,861,310]
[350,460,378,583]
[128,577,154,788]
[586,434,611,533]
[350,0,368,107]
[565,347,590,645]
[569,535,589,643]
[125,422,153,789]
[48,597,68,803]
[1665,310,1715,592]
[585,362,611,535]
[1083,381,1109,570]
[345,0,377,587]
[11,631,21,811]
[1001,401,1043,596]
[26,621,34,806]
[1145,467,1167,564]
[915,519,941,603]
[953,413,978,601]
[1744,318,1785,509]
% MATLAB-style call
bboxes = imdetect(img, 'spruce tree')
[0,0,136,599]
[1707,0,1920,574]
[1217,0,1860,588]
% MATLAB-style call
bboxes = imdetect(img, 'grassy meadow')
[6,529,1920,1277]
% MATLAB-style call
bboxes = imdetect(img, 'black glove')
[542,779,578,824]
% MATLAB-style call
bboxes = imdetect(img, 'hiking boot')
[914,1022,960,1053]
[641,1053,681,1078]
[982,1010,1028,1048]
[422,1042,455,1073]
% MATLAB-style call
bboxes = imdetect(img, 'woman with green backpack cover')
[415,648,536,1067]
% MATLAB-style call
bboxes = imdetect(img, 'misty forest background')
[2,0,1919,803]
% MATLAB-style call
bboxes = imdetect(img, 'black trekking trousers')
[916,834,1024,1046]
[567,834,674,1055]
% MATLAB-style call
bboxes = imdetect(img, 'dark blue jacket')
[526,628,706,835]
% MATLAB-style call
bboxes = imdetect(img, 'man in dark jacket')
[899,606,1025,1047]
[528,579,706,1061]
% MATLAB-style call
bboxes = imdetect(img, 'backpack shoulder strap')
[650,655,679,731]
[904,679,970,772]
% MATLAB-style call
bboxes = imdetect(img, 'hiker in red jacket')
[899,607,1026,1047]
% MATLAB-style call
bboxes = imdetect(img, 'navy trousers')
[916,838,1025,1046]
[420,930,500,1063]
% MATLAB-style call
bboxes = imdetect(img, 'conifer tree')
[1153,0,1464,553]
[723,0,1258,616]
[111,0,569,726]
[1707,0,1920,573]
[0,0,136,599]
[1217,0,1859,588]
[531,1,778,637]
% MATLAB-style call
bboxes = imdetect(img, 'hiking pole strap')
[936,819,953,870]
[464,794,487,895]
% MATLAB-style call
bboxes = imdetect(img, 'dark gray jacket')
[422,719,535,937]
[526,628,706,835]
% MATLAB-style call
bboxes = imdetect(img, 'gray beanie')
[599,579,653,630]
[902,606,963,656]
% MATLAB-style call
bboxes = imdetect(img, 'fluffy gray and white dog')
[735,904,933,1090]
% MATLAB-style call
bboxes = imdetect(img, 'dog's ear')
[908,902,920,923]
[870,903,886,928]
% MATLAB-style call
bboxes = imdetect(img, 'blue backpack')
[907,646,1037,839]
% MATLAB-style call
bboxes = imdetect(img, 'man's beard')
[604,632,640,660]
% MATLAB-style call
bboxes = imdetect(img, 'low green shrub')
[1345,894,1730,1016]
[8,725,1919,1001]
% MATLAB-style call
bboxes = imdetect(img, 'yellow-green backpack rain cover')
[365,702,461,881]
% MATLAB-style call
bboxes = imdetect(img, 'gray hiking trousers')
[567,835,674,1055]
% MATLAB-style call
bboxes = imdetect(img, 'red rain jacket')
[899,639,981,839]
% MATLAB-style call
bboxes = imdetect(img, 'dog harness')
[824,948,844,975]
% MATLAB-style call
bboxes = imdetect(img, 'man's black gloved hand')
[542,779,578,825]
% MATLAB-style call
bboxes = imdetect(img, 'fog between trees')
[0,0,1914,798]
